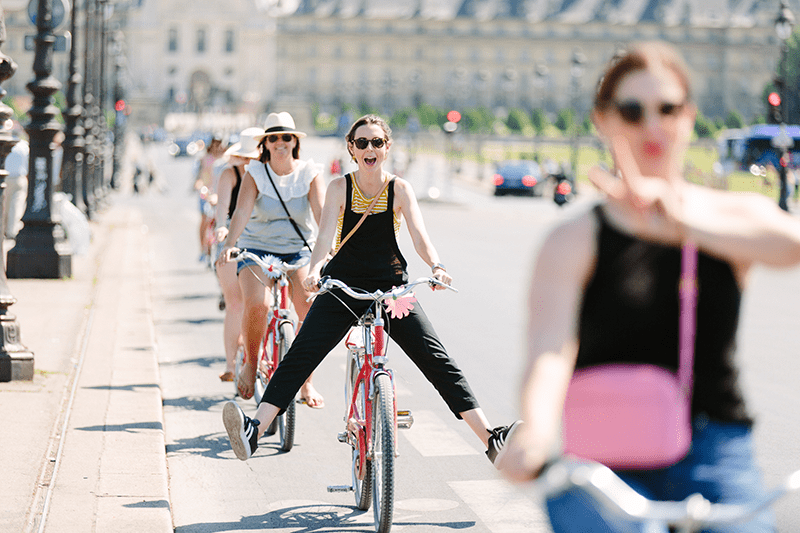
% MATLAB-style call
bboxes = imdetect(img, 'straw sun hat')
[224,127,263,159]
[253,112,307,142]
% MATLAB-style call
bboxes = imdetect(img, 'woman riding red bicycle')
[222,114,519,463]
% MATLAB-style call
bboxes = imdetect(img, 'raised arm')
[682,186,800,272]
[500,210,598,481]
[393,178,451,288]
[213,166,236,243]
[304,177,346,288]
[217,171,257,264]
[307,173,326,225]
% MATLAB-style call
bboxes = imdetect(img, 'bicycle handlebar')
[230,249,309,277]
[536,457,800,529]
[313,276,457,303]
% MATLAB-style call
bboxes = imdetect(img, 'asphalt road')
[132,138,800,532]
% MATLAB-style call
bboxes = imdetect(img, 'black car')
[492,160,546,197]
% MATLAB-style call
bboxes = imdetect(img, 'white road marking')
[402,409,479,457]
[449,479,552,533]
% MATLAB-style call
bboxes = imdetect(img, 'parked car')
[492,160,545,197]
[168,132,210,157]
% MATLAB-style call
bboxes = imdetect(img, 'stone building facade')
[0,0,796,129]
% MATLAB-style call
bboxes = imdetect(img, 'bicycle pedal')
[337,432,348,443]
[327,485,354,493]
[397,410,414,429]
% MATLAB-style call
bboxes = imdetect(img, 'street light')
[532,63,549,160]
[6,0,72,279]
[62,0,86,214]
[0,7,34,380]
[570,48,586,194]
[774,0,795,211]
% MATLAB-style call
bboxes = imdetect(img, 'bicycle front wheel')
[277,322,296,452]
[371,372,395,533]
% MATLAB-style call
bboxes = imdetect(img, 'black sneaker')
[486,420,522,467]
[223,401,260,460]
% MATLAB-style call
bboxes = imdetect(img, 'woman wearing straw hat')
[214,127,263,382]
[218,112,326,408]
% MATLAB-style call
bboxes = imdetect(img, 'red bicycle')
[318,276,456,533]
[232,249,306,452]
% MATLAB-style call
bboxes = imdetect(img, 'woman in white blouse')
[218,112,326,407]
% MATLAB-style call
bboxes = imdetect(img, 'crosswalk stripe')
[449,479,552,533]
[401,409,478,457]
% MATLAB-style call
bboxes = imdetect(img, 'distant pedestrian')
[4,139,29,240]
[194,134,226,264]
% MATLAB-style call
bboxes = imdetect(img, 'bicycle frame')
[261,268,295,380]
[345,304,394,481]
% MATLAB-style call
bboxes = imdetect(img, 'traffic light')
[768,91,782,124]
[115,99,126,112]
[443,110,460,134]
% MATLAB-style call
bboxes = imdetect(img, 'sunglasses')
[352,137,387,150]
[612,100,686,125]
[267,134,295,143]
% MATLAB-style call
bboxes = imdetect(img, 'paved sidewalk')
[0,196,172,533]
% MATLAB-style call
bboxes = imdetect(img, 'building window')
[168,28,178,52]
[168,66,177,76]
[224,29,235,53]
[416,47,424,60]
[197,28,206,53]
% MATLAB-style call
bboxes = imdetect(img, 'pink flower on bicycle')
[384,292,416,320]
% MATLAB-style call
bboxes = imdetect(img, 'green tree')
[530,108,550,136]
[724,110,745,129]
[694,111,715,138]
[462,107,494,134]
[506,108,532,133]
[555,108,575,134]
[416,103,444,127]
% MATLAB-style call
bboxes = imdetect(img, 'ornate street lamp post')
[62,0,86,214]
[82,0,97,218]
[0,7,34,380]
[774,0,795,211]
[569,48,586,194]
[7,0,72,279]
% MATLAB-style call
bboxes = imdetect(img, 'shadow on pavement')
[175,503,476,532]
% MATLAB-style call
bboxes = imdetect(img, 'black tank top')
[576,205,751,424]
[227,166,243,220]
[322,174,408,292]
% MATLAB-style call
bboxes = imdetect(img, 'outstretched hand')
[588,136,686,244]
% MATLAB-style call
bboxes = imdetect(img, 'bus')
[718,124,800,173]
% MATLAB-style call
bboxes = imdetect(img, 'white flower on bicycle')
[384,292,416,320]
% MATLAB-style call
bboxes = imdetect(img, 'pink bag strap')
[678,242,698,398]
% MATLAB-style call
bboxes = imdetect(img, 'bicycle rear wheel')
[371,373,395,533]
[277,322,296,452]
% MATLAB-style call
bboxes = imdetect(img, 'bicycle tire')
[371,373,395,533]
[351,352,372,510]
[254,330,278,435]
[277,322,296,452]
[353,442,372,510]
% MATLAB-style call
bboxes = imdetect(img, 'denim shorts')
[235,248,311,276]
[546,416,775,533]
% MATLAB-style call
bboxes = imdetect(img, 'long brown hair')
[594,42,692,113]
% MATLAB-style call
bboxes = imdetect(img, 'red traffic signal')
[768,92,781,107]
[115,99,126,112]
[446,110,461,123]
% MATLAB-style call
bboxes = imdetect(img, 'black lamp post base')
[6,224,72,279]
[0,314,34,381]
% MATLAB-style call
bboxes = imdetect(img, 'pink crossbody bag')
[562,242,698,470]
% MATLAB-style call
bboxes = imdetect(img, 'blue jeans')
[235,248,311,275]
[547,416,775,533]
